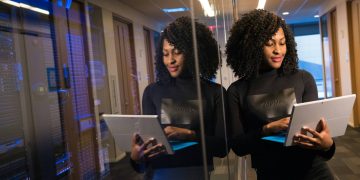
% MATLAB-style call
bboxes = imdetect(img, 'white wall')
[319,0,354,126]
[89,0,164,114]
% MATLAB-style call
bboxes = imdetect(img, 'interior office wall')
[88,0,162,114]
[319,0,354,126]
[319,0,352,97]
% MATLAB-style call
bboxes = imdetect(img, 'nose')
[167,53,176,64]
[170,59,176,64]
[273,45,280,55]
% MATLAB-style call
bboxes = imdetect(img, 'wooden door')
[113,18,140,115]
[348,0,360,127]
[143,28,156,84]
[320,10,341,98]
[329,10,342,97]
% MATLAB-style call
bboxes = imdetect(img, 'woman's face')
[262,27,287,70]
[163,39,185,78]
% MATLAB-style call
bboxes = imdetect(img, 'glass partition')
[0,1,69,178]
[86,0,234,179]
[0,0,234,179]
[2,0,358,179]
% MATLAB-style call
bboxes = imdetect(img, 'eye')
[173,49,182,55]
[265,41,274,47]
[163,52,169,56]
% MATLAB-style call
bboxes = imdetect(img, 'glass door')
[0,1,101,178]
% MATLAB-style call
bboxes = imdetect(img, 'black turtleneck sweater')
[227,69,335,179]
[141,77,228,170]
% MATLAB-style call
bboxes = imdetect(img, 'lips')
[167,66,178,72]
[271,56,283,62]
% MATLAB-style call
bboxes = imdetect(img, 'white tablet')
[102,114,174,154]
[284,94,356,146]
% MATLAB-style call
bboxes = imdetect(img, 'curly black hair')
[155,16,220,81]
[226,9,298,79]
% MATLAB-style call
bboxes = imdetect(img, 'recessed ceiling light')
[282,12,289,15]
[314,14,320,18]
[256,0,266,9]
[162,7,190,13]
[198,0,215,17]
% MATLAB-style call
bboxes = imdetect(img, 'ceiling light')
[257,0,266,9]
[0,0,49,15]
[162,7,190,13]
[282,12,289,15]
[198,0,215,17]
[0,0,19,7]
[314,14,320,18]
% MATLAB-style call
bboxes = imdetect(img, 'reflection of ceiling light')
[198,0,215,17]
[282,12,289,15]
[314,14,320,18]
[256,0,266,9]
[0,0,49,15]
[162,7,190,13]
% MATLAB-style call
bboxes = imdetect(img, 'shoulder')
[296,69,315,82]
[286,69,314,82]
[227,79,247,93]
[201,80,226,97]
[144,82,156,92]
[143,81,165,95]
[298,69,313,77]
[201,79,225,90]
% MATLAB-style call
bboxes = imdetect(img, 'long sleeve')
[204,86,229,158]
[130,84,156,173]
[228,82,263,157]
[142,84,156,115]
[137,80,230,169]
[301,70,318,102]
[301,70,336,160]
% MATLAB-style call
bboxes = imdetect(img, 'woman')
[226,9,335,180]
[130,16,228,180]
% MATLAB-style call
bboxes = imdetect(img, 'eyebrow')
[163,47,172,51]
[163,48,179,52]
[271,37,286,40]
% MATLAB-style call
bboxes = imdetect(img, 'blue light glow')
[65,0,72,9]
[57,0,62,7]
[162,7,190,13]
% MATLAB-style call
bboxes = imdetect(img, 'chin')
[271,63,282,69]
[170,73,180,78]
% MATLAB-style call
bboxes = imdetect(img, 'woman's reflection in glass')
[130,16,228,180]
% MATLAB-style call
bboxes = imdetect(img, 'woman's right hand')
[262,117,290,136]
[130,134,166,163]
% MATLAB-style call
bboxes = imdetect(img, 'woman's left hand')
[164,126,196,141]
[293,118,333,151]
